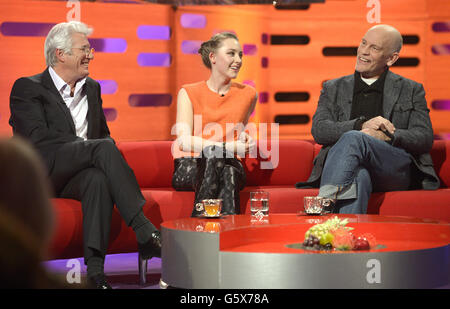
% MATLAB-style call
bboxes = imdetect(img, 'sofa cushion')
[367,189,450,221]
[243,140,315,186]
[119,141,174,188]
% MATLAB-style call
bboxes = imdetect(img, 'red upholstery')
[117,141,174,188]
[430,140,450,188]
[243,140,315,185]
[48,140,450,259]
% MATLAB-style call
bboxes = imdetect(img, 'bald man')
[296,25,440,214]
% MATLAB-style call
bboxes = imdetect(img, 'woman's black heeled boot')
[138,230,162,285]
[192,146,223,217]
[218,160,246,215]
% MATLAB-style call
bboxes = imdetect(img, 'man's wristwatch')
[354,116,367,131]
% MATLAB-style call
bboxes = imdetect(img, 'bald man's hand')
[361,128,392,142]
[362,116,395,135]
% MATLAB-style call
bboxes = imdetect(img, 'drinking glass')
[198,199,222,217]
[250,191,269,217]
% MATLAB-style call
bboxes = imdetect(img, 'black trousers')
[172,145,246,217]
[49,139,146,262]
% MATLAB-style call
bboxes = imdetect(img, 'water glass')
[250,191,269,217]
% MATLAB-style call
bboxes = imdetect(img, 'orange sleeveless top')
[174,81,256,158]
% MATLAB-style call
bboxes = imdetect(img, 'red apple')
[353,237,370,250]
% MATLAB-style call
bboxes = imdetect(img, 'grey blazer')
[296,70,440,190]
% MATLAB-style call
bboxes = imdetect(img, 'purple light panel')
[0,22,55,36]
[432,100,450,110]
[181,40,202,54]
[180,13,206,29]
[103,108,117,121]
[129,94,172,107]
[432,22,450,32]
[431,44,450,55]
[259,92,269,104]
[97,80,118,95]
[243,44,257,55]
[137,25,171,40]
[261,33,269,45]
[137,53,171,67]
[89,38,127,53]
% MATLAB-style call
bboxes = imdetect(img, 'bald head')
[355,24,403,79]
[367,24,403,54]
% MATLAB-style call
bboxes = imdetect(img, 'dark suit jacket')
[296,70,440,190]
[9,68,111,173]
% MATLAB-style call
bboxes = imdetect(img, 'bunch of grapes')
[302,234,332,250]
[304,224,327,243]
[303,216,354,250]
[303,234,319,248]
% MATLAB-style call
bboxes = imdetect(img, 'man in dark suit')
[296,24,440,214]
[9,21,161,289]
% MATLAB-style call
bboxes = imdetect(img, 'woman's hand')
[238,132,257,155]
[224,138,256,157]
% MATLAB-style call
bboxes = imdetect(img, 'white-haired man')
[296,24,440,213]
[9,21,160,289]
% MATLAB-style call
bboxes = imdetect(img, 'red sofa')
[48,140,450,259]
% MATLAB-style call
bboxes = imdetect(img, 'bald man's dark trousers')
[49,138,148,263]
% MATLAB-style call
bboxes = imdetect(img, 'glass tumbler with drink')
[195,199,222,217]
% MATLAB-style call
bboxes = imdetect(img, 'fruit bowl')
[302,216,379,251]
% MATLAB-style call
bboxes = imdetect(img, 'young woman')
[173,32,257,216]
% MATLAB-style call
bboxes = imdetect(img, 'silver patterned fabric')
[172,145,246,217]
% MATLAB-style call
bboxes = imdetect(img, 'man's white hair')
[44,21,93,67]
